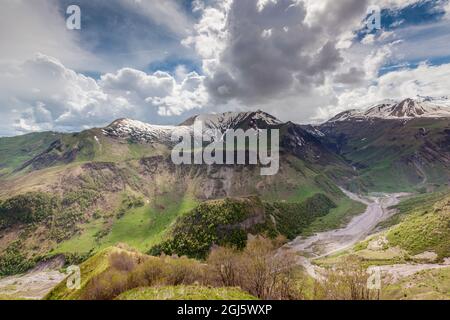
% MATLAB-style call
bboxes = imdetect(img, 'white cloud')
[0,0,102,72]
[100,69,175,99]
[315,62,450,120]
[178,0,450,124]
[374,0,423,8]
[446,1,450,19]
[361,34,376,45]
[0,0,199,74]
[182,0,232,75]
[118,0,193,36]
[0,54,209,135]
[182,0,374,121]
[386,20,450,64]
[1,0,449,134]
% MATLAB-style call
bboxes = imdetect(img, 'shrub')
[109,252,137,272]
[0,242,35,276]
[313,255,379,300]
[207,236,305,300]
[62,189,100,210]
[207,247,241,287]
[83,238,305,301]
[82,252,206,300]
[127,258,166,288]
[0,192,58,227]
[81,269,130,300]
[63,252,93,266]
[150,195,336,260]
[122,195,145,209]
[163,256,205,286]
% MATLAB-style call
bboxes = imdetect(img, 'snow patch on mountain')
[181,110,282,131]
[329,97,450,122]
[103,119,191,144]
[103,111,282,143]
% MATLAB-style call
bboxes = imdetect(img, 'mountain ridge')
[329,97,450,122]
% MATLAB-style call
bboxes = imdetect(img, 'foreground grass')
[46,247,117,300]
[116,286,258,301]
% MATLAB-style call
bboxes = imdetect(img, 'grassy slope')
[150,194,340,259]
[378,190,449,229]
[0,131,364,269]
[99,194,197,252]
[0,132,62,175]
[50,178,362,260]
[320,118,450,192]
[46,247,121,300]
[0,129,165,177]
[46,245,258,301]
[116,286,257,300]
[386,195,450,259]
[303,197,367,236]
[52,193,197,255]
[382,267,450,300]
[1,175,364,266]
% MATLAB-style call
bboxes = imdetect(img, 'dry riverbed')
[285,190,449,285]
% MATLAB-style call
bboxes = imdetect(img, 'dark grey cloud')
[334,67,366,84]
[204,0,369,105]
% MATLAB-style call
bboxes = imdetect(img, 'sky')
[1,0,450,136]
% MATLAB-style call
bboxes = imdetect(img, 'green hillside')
[319,118,450,192]
[149,194,337,259]
[386,192,450,260]
[382,267,450,300]
[0,125,363,278]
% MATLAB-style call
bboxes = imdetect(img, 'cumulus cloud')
[181,0,450,123]
[182,0,376,120]
[195,0,369,103]
[0,54,208,135]
[1,0,449,134]
[315,62,450,120]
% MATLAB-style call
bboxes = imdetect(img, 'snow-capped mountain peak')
[328,97,450,122]
[103,111,282,143]
[103,118,191,143]
[180,110,282,131]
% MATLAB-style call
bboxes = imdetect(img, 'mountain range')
[0,96,449,299]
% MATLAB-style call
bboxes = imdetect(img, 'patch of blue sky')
[55,0,197,73]
[380,55,450,76]
[356,0,447,40]
[147,57,202,75]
